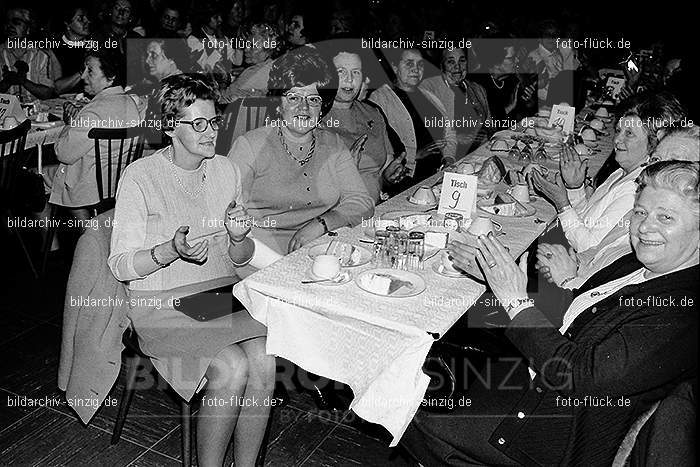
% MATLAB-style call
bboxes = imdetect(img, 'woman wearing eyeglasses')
[109,74,277,467]
[228,47,374,254]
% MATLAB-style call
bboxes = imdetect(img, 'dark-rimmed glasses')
[178,116,223,132]
[283,92,323,107]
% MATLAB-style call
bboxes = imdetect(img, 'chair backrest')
[88,127,145,209]
[216,97,273,155]
[0,119,31,195]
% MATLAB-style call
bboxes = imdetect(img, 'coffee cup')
[312,255,341,279]
[467,215,496,236]
[589,119,604,131]
[581,128,597,141]
[411,185,437,205]
[510,184,531,204]
[459,163,475,175]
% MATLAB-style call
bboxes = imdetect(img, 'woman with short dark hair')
[53,5,92,94]
[109,73,276,467]
[228,47,374,254]
[49,49,144,220]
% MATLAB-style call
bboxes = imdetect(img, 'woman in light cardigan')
[369,48,457,187]
[109,74,276,467]
[531,92,686,252]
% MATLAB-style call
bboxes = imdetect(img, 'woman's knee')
[240,338,276,388]
[207,345,250,387]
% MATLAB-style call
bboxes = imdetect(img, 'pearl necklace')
[278,127,316,166]
[166,146,207,197]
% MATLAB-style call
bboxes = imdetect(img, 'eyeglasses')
[178,116,223,132]
[283,92,323,107]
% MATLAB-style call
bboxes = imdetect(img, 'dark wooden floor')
[0,233,414,466]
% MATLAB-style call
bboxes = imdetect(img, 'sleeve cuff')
[566,185,586,206]
[557,205,578,230]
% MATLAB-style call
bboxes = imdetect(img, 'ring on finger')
[487,261,497,268]
[545,252,553,259]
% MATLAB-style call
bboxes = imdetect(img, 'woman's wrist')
[556,200,571,213]
[559,276,578,288]
[503,295,534,319]
[228,236,255,266]
[152,239,178,267]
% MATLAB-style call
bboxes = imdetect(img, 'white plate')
[477,198,536,217]
[355,269,426,298]
[431,261,471,278]
[307,270,352,286]
[308,242,372,267]
[407,196,438,209]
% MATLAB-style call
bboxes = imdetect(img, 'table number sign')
[548,104,576,134]
[605,76,626,101]
[0,94,27,123]
[437,172,478,217]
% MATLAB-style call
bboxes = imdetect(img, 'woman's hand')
[475,233,530,314]
[447,240,478,271]
[62,102,82,125]
[382,152,407,184]
[224,200,252,241]
[536,243,578,285]
[348,134,368,166]
[288,220,325,253]
[520,81,537,103]
[172,226,208,263]
[559,145,589,189]
[417,140,447,160]
[530,170,570,211]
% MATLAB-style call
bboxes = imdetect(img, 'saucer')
[477,198,536,218]
[407,196,438,208]
[308,270,352,286]
[308,242,371,267]
[431,261,469,278]
[355,269,426,297]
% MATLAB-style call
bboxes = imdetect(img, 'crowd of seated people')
[3,1,698,465]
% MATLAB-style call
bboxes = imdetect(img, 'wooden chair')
[112,327,194,466]
[0,120,38,277]
[88,126,146,214]
[40,127,145,277]
[113,326,273,466]
[216,97,273,155]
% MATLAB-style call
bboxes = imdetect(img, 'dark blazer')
[494,254,698,466]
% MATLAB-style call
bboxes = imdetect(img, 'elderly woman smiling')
[404,160,699,466]
[532,92,686,252]
[228,47,374,254]
[109,74,276,467]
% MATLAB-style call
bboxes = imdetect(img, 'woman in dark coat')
[403,160,699,466]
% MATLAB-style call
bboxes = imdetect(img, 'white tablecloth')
[233,111,615,446]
